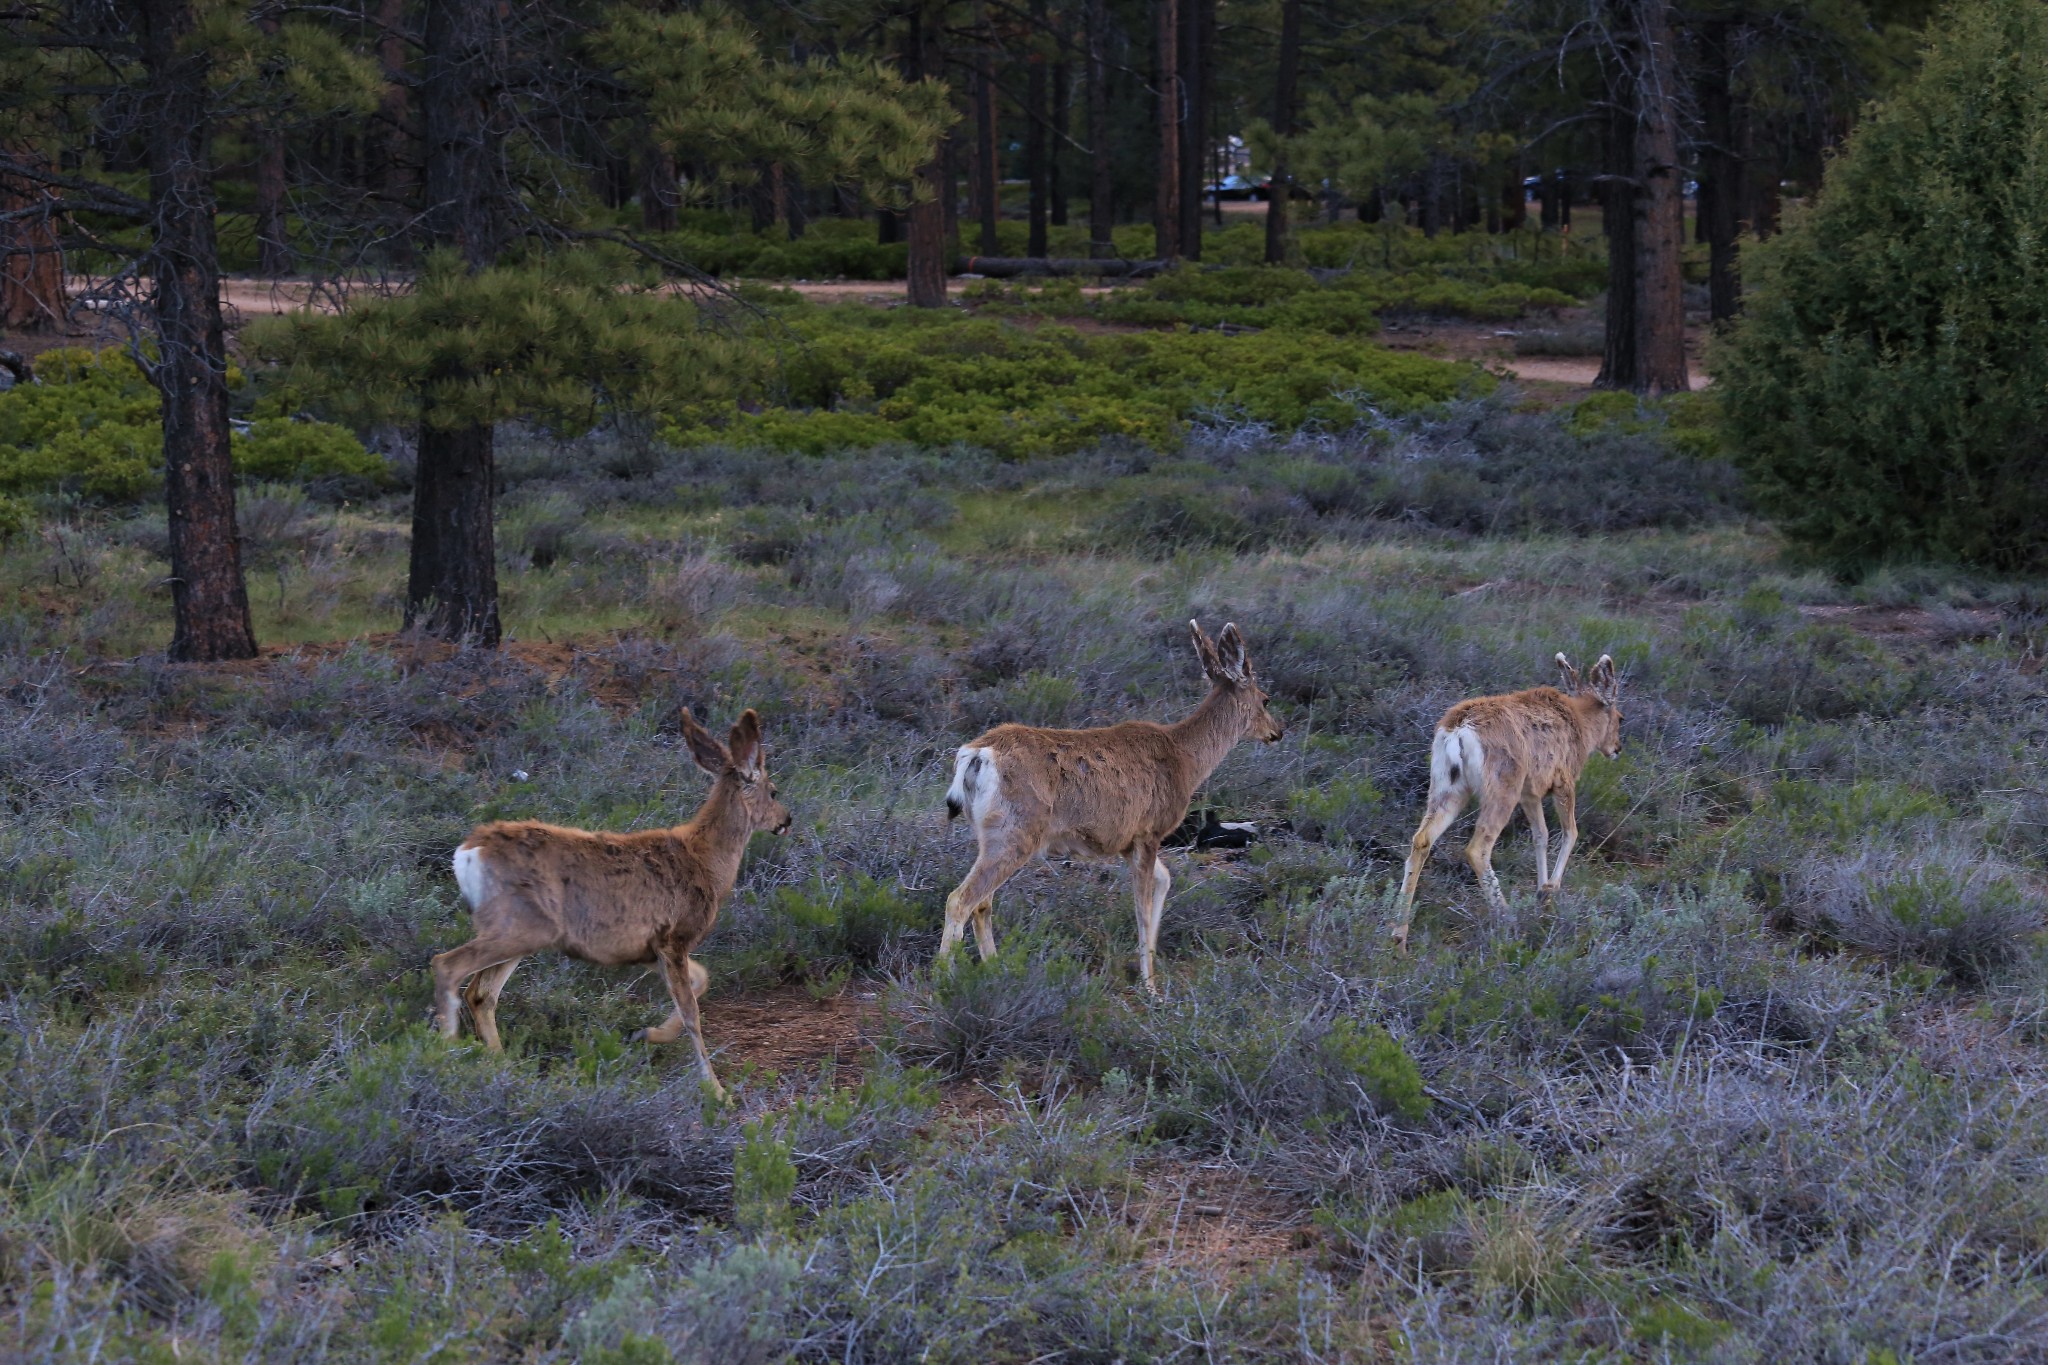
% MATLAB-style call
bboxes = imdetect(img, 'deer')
[940,620,1285,993]
[1391,653,1622,950]
[429,707,791,1100]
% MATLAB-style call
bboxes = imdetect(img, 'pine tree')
[1718,0,2048,571]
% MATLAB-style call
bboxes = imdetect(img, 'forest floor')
[6,405,2047,1359]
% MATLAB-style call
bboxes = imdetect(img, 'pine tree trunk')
[408,423,499,643]
[138,0,256,662]
[1050,44,1069,227]
[374,0,414,262]
[1087,0,1114,258]
[412,0,509,644]
[0,146,67,332]
[904,13,948,306]
[1698,20,1741,320]
[1027,0,1049,258]
[1263,0,1301,264]
[253,19,293,276]
[1154,0,1180,260]
[973,35,1000,255]
[639,136,678,232]
[1177,0,1212,260]
[1629,0,1688,394]
[1597,101,1639,392]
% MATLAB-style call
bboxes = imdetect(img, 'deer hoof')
[627,1028,649,1045]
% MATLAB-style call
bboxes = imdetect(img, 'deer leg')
[940,848,1033,965]
[430,918,550,1043]
[1464,791,1519,915]
[1394,796,1465,951]
[1126,845,1170,995]
[463,957,522,1053]
[1521,795,1552,901]
[971,902,997,960]
[1548,785,1581,892]
[636,952,725,1102]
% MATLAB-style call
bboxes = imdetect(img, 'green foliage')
[233,418,387,483]
[664,306,1483,457]
[1718,0,2048,570]
[721,870,930,988]
[732,1121,797,1234]
[249,250,742,436]
[1316,1017,1429,1121]
[0,348,384,501]
[593,6,952,209]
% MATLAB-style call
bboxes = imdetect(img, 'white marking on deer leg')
[1521,796,1551,896]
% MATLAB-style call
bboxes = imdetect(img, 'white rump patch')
[946,746,1000,823]
[452,844,489,909]
[1430,725,1485,798]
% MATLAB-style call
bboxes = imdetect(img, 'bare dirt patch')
[708,984,881,1080]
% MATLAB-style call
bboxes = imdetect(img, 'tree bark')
[408,423,499,643]
[1697,20,1741,320]
[1628,0,1688,394]
[1262,0,1301,263]
[0,146,68,331]
[1153,0,1179,260]
[138,0,256,662]
[1050,40,1069,227]
[904,12,948,306]
[374,0,414,261]
[411,0,510,644]
[973,29,1000,254]
[1027,0,1049,258]
[1597,100,1639,391]
[639,134,678,232]
[1177,0,1212,259]
[1087,0,1114,258]
[253,16,293,276]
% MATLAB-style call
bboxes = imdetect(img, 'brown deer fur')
[941,621,1284,991]
[1392,654,1622,948]
[430,708,790,1098]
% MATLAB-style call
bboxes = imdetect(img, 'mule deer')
[1392,654,1622,948]
[941,620,1284,992]
[430,708,791,1099]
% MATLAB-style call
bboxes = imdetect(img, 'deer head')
[681,707,793,834]
[1555,652,1622,758]
[1191,620,1284,743]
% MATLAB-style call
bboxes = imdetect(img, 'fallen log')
[953,256,1169,278]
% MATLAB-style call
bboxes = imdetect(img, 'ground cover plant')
[4,386,2048,1360]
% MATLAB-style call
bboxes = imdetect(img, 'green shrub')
[0,347,385,500]
[663,307,1482,457]
[1717,0,2048,570]
[234,418,387,484]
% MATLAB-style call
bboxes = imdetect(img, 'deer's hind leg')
[464,958,522,1053]
[1394,793,1466,950]
[1463,787,1520,915]
[941,841,1036,965]
[1520,794,1553,902]
[431,904,555,1046]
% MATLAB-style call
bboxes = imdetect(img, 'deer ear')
[1214,623,1250,683]
[1189,619,1222,676]
[1592,654,1619,702]
[1554,652,1581,694]
[727,708,764,780]
[679,707,730,776]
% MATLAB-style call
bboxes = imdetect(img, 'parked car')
[1205,174,1264,201]
[1204,175,1316,203]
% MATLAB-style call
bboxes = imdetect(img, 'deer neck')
[680,774,753,886]
[1167,685,1244,786]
